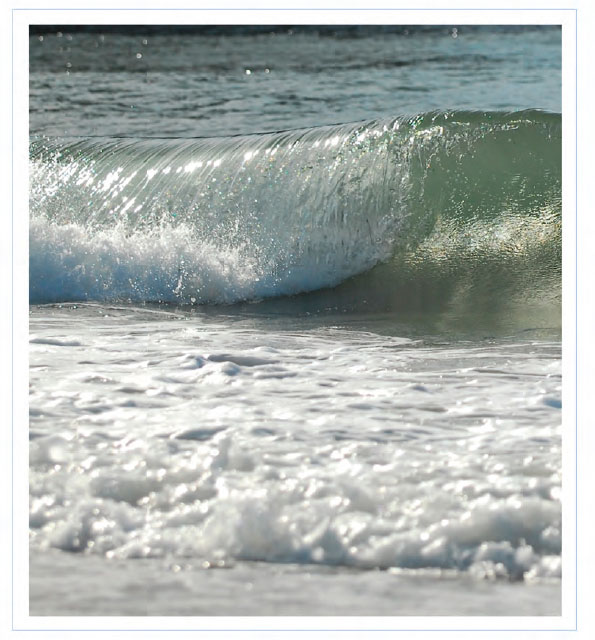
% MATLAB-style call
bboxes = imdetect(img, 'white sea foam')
[29,308,561,581]
[29,214,388,305]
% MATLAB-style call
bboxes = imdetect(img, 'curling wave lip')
[29,110,561,311]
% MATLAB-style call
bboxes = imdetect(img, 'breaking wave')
[29,110,561,319]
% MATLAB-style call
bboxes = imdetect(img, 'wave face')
[30,110,561,315]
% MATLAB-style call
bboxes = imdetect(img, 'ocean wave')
[30,110,561,310]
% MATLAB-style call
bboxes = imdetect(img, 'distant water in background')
[29,25,562,617]
[30,25,561,137]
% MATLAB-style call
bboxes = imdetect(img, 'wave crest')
[30,110,561,310]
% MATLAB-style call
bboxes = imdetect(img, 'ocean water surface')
[29,25,562,617]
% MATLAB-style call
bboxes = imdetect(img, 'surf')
[29,110,561,312]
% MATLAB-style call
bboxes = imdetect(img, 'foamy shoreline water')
[29,304,561,616]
